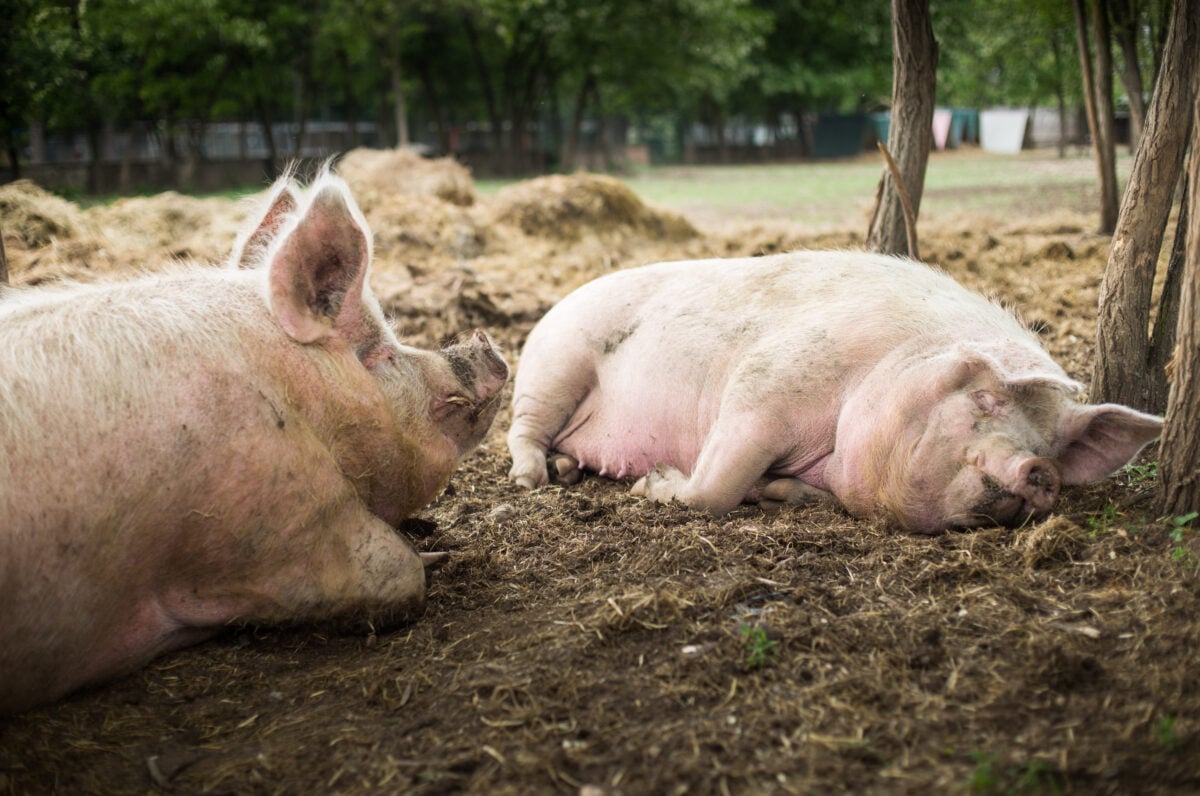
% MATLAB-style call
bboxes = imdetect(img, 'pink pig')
[0,172,507,715]
[508,252,1162,532]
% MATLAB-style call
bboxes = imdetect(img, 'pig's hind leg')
[631,409,795,515]
[756,478,831,512]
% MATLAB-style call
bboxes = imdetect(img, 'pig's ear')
[1054,404,1164,484]
[229,180,299,269]
[267,179,372,345]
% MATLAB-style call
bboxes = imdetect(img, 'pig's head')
[364,329,509,461]
[241,171,507,520]
[429,329,510,454]
[827,343,1163,534]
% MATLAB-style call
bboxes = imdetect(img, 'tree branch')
[876,141,919,261]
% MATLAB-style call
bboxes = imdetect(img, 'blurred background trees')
[0,0,1174,183]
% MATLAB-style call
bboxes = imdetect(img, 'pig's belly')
[551,388,706,480]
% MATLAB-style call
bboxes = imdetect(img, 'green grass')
[63,148,1131,228]
[481,149,1133,229]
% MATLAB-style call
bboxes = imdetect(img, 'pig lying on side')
[508,252,1161,533]
[0,172,508,715]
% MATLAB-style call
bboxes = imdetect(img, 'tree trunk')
[416,58,448,155]
[5,130,20,180]
[867,0,938,257]
[1092,0,1199,411]
[1158,99,1200,516]
[255,97,279,180]
[85,121,102,194]
[563,72,596,172]
[1051,27,1069,158]
[1072,0,1120,233]
[389,54,409,149]
[462,12,503,155]
[1110,0,1148,147]
[1152,177,1190,374]
[1149,175,1189,392]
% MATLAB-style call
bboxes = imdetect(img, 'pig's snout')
[1019,457,1061,515]
[470,329,509,388]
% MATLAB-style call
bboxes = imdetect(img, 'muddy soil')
[0,153,1196,795]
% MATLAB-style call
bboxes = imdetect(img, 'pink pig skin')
[0,173,507,715]
[508,252,1161,533]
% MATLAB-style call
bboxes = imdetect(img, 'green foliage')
[968,751,1062,795]
[1122,461,1159,484]
[1154,714,1181,751]
[1084,501,1121,536]
[749,0,892,113]
[0,0,1145,170]
[739,623,778,669]
[937,0,1081,108]
[1167,511,1198,563]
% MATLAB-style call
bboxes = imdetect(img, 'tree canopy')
[0,0,1158,176]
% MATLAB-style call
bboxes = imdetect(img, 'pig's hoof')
[760,478,830,506]
[509,458,549,490]
[548,453,583,486]
[420,551,450,569]
[631,464,685,503]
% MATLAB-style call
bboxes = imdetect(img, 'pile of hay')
[484,173,697,243]
[87,192,249,264]
[337,147,476,209]
[0,180,93,248]
[365,194,484,265]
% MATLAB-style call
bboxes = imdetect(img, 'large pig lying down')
[508,252,1162,533]
[0,172,507,715]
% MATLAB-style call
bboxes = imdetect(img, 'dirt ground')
[1,151,1197,795]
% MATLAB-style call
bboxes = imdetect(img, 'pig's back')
[542,250,1028,354]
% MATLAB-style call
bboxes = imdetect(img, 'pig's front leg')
[233,498,431,628]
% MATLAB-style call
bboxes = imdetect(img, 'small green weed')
[968,752,999,792]
[739,624,778,669]
[968,751,1061,794]
[1154,714,1182,751]
[1122,461,1158,484]
[1167,511,1198,563]
[1085,501,1121,535]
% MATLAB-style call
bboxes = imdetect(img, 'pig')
[0,171,508,715]
[508,251,1162,533]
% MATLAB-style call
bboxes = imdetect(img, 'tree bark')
[462,12,503,156]
[1050,27,1069,157]
[389,53,409,149]
[1158,98,1200,516]
[4,130,19,180]
[563,72,596,172]
[415,57,448,155]
[1110,0,1148,147]
[1092,0,1199,411]
[867,0,938,257]
[1072,0,1120,233]
[0,224,8,286]
[254,97,279,180]
[1148,175,1188,393]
